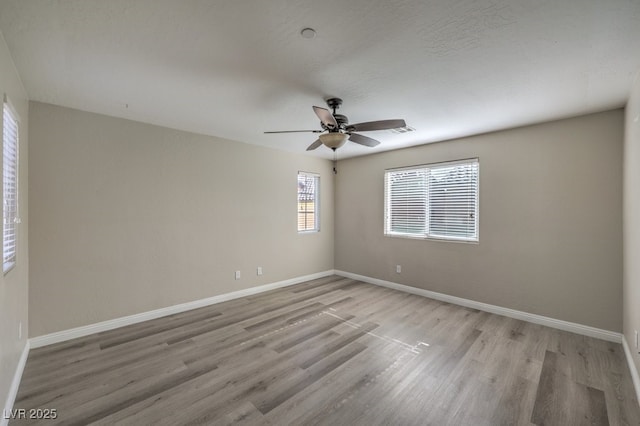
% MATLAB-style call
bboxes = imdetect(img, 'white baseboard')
[12,268,635,411]
[622,335,640,406]
[334,270,622,343]
[30,270,336,349]
[1,340,30,426]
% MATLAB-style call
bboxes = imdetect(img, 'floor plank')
[10,276,640,425]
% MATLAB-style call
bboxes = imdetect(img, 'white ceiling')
[1,0,639,159]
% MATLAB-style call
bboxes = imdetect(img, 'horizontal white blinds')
[385,168,427,236]
[428,161,478,239]
[3,100,19,272]
[385,159,479,241]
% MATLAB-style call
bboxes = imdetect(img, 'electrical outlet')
[18,322,22,340]
[257,266,263,276]
[396,265,402,274]
[235,270,241,280]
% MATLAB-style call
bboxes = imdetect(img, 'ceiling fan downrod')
[326,97,342,116]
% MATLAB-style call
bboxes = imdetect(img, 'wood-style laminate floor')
[11,276,640,425]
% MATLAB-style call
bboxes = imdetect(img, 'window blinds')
[3,100,19,272]
[298,172,320,232]
[385,159,478,241]
[428,161,479,239]
[384,168,427,236]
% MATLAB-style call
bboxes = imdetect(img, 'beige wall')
[0,32,29,411]
[336,110,623,332]
[21,86,630,341]
[28,102,334,337]
[624,72,640,379]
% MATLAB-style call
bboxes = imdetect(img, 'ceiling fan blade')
[348,133,380,147]
[264,130,322,134]
[347,119,406,132]
[313,106,338,128]
[306,139,323,151]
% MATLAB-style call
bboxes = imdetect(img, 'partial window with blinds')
[3,98,19,273]
[298,172,320,232]
[384,159,479,242]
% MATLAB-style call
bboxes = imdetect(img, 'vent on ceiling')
[389,126,415,134]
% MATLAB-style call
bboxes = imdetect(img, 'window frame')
[3,95,20,274]
[384,158,479,243]
[297,171,320,233]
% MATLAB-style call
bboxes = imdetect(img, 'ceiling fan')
[265,98,407,151]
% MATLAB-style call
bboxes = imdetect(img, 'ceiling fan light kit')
[265,97,407,152]
[319,132,348,149]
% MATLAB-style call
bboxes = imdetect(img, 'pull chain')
[332,148,337,174]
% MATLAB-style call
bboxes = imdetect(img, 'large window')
[3,97,19,273]
[385,159,479,241]
[298,172,320,232]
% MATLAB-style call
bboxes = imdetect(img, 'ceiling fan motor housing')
[334,114,348,129]
[320,113,349,131]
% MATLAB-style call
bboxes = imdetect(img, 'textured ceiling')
[1,0,639,159]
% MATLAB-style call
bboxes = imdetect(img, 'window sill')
[3,261,16,275]
[384,233,479,244]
